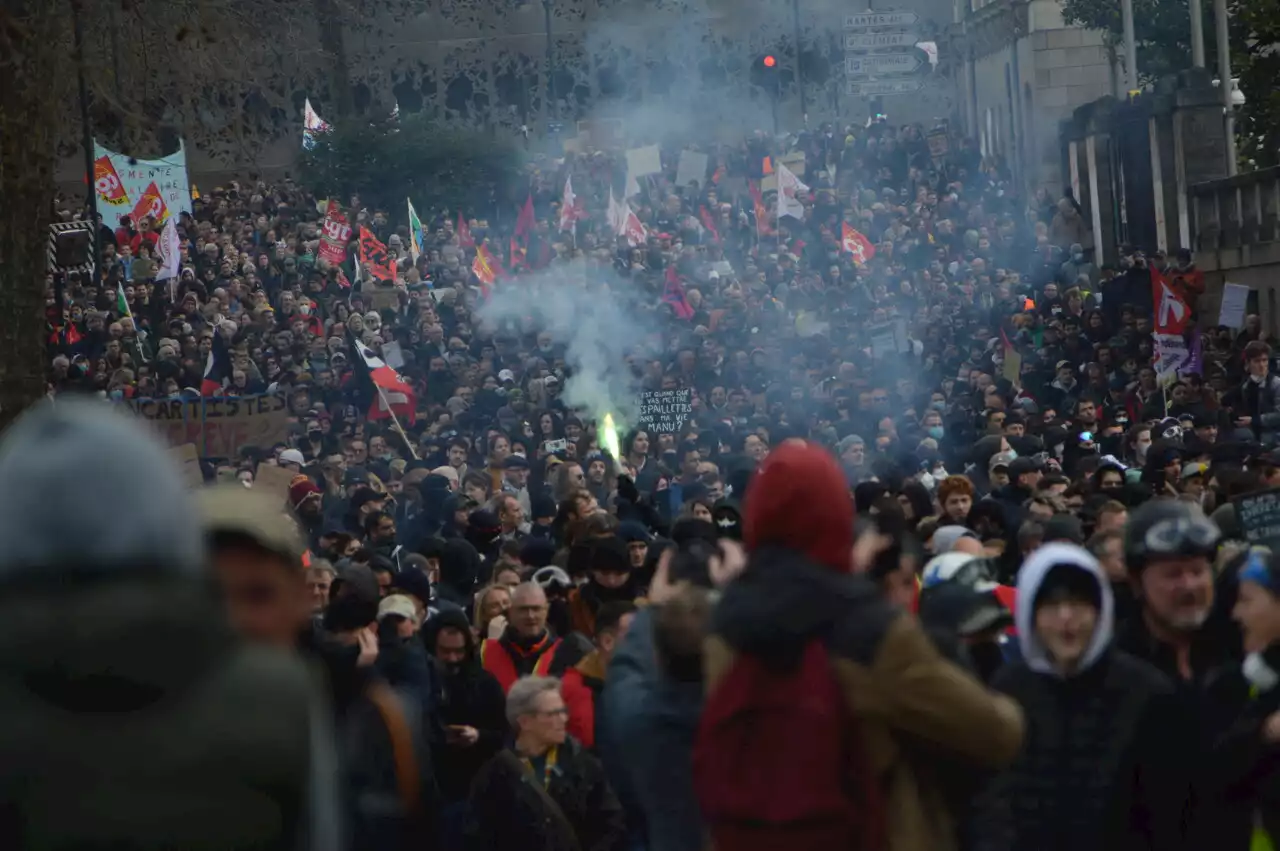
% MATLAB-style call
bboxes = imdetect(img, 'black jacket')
[425,612,507,802]
[972,649,1194,851]
[1212,645,1280,851]
[465,737,626,851]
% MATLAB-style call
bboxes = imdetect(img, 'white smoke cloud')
[477,261,655,428]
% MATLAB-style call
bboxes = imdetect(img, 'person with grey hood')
[971,543,1195,851]
[0,400,339,851]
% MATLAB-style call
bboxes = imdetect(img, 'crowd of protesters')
[21,114,1280,851]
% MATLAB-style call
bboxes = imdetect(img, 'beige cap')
[197,484,306,567]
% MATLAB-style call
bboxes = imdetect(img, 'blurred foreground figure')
[696,441,1025,851]
[0,401,337,851]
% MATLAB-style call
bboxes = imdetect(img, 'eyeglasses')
[1143,516,1218,557]
[534,707,570,719]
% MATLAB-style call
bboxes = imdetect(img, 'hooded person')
[437,538,483,608]
[422,609,506,806]
[566,536,641,640]
[971,542,1194,851]
[0,400,339,851]
[700,440,1025,851]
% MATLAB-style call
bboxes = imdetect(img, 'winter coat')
[1240,373,1280,444]
[602,606,705,851]
[704,546,1025,851]
[425,612,507,803]
[1213,644,1280,851]
[464,737,626,851]
[0,579,341,851]
[970,544,1194,851]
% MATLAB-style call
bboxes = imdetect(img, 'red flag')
[457,212,474,248]
[699,205,720,243]
[662,266,694,320]
[749,181,773,237]
[318,200,351,265]
[515,195,536,239]
[358,227,393,281]
[352,335,416,424]
[841,222,876,264]
[1151,268,1191,335]
[509,236,527,270]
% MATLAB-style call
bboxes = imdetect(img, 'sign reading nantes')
[636,389,693,435]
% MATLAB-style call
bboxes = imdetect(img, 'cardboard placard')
[127,394,290,458]
[676,150,709,187]
[169,443,204,488]
[1235,487,1280,547]
[366,286,401,312]
[625,145,662,178]
[253,462,296,501]
[635,388,693,435]
[761,151,806,192]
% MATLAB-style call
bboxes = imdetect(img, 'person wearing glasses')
[464,676,624,851]
[1237,341,1280,444]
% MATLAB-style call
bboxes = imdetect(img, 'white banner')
[93,140,192,225]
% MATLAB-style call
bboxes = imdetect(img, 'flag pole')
[374,382,420,461]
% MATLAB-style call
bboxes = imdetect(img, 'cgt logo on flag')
[130,181,170,226]
[94,156,129,207]
[841,222,876,264]
[1156,280,1189,334]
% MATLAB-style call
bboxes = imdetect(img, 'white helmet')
[922,552,999,592]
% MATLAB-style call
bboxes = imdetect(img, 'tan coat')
[705,612,1024,851]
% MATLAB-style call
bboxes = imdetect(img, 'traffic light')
[751,53,782,93]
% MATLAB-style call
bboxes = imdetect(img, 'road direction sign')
[846,78,927,96]
[845,53,925,77]
[844,32,918,50]
[844,11,920,30]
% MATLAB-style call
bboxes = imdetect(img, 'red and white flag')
[1151,268,1191,335]
[559,176,582,231]
[353,336,416,424]
[623,209,648,247]
[841,222,876,264]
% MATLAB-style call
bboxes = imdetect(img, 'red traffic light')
[763,55,777,68]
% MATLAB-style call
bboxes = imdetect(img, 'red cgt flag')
[841,222,876,264]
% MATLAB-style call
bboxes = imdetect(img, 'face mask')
[1136,442,1151,462]
[927,426,945,440]
[931,400,946,412]
[1252,373,1266,385]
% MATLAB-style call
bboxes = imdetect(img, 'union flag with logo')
[94,156,130,207]
[130,181,170,226]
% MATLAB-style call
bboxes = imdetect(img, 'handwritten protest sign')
[635,389,693,435]
[626,145,662,178]
[1235,487,1280,548]
[93,140,192,222]
[128,394,290,458]
[676,150,709,187]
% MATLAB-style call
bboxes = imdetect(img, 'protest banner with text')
[127,394,289,458]
[635,389,694,435]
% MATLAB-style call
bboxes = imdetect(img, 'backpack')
[693,638,885,851]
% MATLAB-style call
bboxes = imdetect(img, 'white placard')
[1219,282,1249,328]
[675,150,709,187]
[625,145,662,178]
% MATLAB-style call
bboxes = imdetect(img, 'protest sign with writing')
[128,394,289,458]
[1235,488,1280,548]
[635,389,694,435]
[93,140,192,223]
